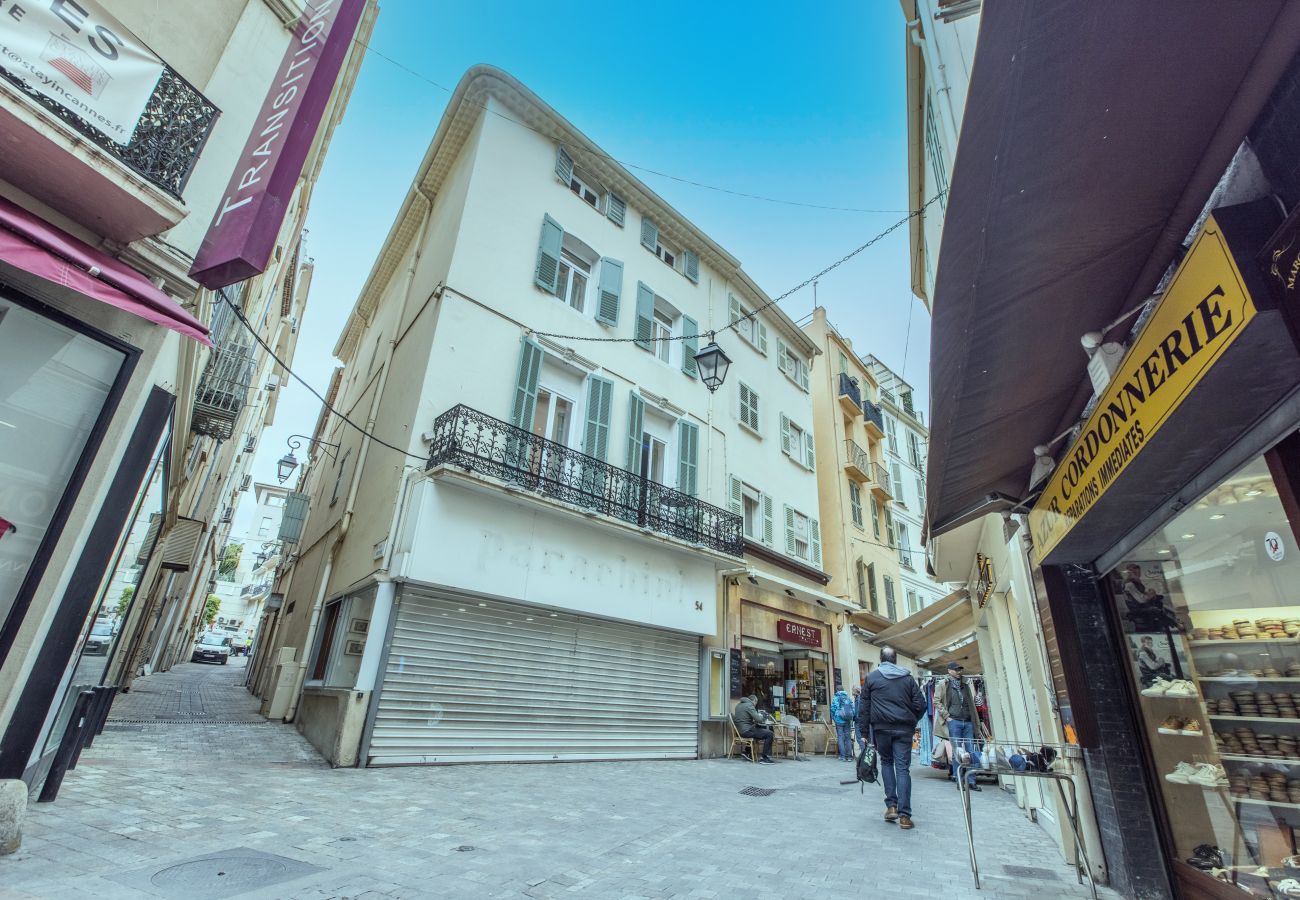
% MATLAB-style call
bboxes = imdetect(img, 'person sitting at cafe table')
[733,694,777,764]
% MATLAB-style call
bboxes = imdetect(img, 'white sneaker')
[1165,762,1199,783]
[1142,678,1174,696]
[1189,763,1228,787]
[1165,680,1200,698]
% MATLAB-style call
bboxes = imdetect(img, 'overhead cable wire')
[354,39,912,215]
[529,191,945,345]
[216,289,428,464]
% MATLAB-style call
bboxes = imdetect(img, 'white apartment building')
[254,65,838,767]
[212,482,290,641]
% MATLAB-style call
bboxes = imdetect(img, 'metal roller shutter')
[367,588,700,765]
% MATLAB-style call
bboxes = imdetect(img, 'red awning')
[0,195,210,345]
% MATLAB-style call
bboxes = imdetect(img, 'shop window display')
[740,647,829,721]
[1109,455,1300,895]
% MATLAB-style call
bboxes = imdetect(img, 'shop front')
[739,605,835,723]
[1027,200,1300,898]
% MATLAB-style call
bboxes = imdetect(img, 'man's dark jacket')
[857,662,927,734]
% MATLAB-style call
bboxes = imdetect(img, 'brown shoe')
[884,807,898,823]
[899,816,915,830]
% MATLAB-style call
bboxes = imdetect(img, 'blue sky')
[243,0,925,503]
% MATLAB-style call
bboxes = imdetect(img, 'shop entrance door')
[366,588,701,765]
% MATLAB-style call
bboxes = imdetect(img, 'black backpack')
[856,734,879,787]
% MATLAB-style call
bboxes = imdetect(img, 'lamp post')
[693,338,732,393]
[275,434,340,484]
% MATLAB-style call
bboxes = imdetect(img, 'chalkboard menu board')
[730,648,743,698]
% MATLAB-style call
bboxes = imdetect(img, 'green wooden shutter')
[784,505,796,555]
[596,258,623,326]
[870,495,881,539]
[510,339,544,428]
[849,483,863,526]
[681,316,699,378]
[810,519,822,568]
[607,193,626,227]
[867,563,878,608]
[727,475,742,514]
[640,216,658,251]
[534,214,563,294]
[582,376,614,460]
[804,428,815,470]
[684,250,699,283]
[555,146,574,185]
[634,282,655,351]
[728,294,741,327]
[677,420,699,496]
[762,494,774,545]
[780,414,792,456]
[776,336,789,374]
[756,321,768,355]
[798,358,810,391]
[625,391,645,472]
[278,492,311,544]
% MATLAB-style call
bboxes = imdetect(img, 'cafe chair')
[821,717,838,755]
[728,718,759,763]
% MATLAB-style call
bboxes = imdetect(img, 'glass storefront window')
[0,296,127,634]
[1108,455,1300,891]
[740,647,829,722]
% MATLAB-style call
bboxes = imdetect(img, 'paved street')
[1,661,1116,900]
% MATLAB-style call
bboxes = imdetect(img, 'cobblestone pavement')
[3,661,1119,899]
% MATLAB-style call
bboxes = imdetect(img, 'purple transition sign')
[189,0,365,290]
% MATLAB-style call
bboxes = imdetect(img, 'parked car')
[191,632,231,665]
[82,621,115,656]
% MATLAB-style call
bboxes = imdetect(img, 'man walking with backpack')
[857,646,928,829]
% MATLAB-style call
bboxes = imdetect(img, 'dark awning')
[926,1,1300,536]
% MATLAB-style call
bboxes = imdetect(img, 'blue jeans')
[834,722,853,759]
[875,729,914,816]
[949,718,981,785]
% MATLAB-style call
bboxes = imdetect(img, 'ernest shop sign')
[1029,216,1256,559]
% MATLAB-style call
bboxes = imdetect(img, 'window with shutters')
[883,575,897,620]
[884,414,900,455]
[740,482,761,539]
[728,295,767,355]
[884,506,895,548]
[780,414,815,470]
[908,430,923,468]
[870,494,881,540]
[738,382,760,434]
[907,589,920,616]
[897,522,913,570]
[532,388,576,447]
[777,340,811,391]
[866,562,879,611]
[891,461,906,506]
[791,509,811,560]
[555,249,591,312]
[568,170,601,209]
[849,481,864,528]
[644,434,667,483]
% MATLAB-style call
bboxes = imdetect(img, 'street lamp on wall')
[275,434,340,484]
[693,339,732,393]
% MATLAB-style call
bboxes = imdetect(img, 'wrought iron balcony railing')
[844,439,872,482]
[863,399,885,433]
[0,62,219,198]
[871,462,892,495]
[836,372,862,415]
[428,404,743,557]
[193,286,256,440]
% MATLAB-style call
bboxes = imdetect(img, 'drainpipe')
[284,190,434,722]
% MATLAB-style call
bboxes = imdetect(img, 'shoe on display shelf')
[1278,878,1300,898]
[1181,719,1204,736]
[1165,762,1199,783]
[1164,680,1200,698]
[1188,763,1228,788]
[1157,716,1185,735]
[1142,678,1175,697]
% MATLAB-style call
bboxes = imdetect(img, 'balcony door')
[529,388,574,488]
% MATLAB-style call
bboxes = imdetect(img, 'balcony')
[0,62,218,242]
[241,581,271,599]
[427,404,743,557]
[837,372,863,417]
[844,439,872,483]
[870,462,893,500]
[192,287,256,440]
[863,400,885,439]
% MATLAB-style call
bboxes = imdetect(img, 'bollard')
[80,686,113,750]
[37,690,94,803]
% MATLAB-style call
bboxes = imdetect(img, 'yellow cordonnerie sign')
[1029,216,1256,559]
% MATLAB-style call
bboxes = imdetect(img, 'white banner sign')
[0,0,164,145]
